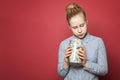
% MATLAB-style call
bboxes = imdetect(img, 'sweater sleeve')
[84,38,108,76]
[58,41,70,77]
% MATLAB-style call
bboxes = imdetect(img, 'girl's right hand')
[64,46,72,64]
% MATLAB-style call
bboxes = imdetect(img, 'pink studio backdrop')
[0,0,120,80]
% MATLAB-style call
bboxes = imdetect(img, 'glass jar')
[69,39,83,67]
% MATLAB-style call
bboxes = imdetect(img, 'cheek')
[71,29,77,34]
[83,27,87,32]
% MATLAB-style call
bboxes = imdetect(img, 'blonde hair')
[66,3,86,25]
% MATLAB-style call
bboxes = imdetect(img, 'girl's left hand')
[78,46,87,66]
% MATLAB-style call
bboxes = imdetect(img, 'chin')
[78,35,85,39]
[75,35,83,39]
[79,37,84,39]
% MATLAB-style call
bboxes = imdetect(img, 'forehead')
[69,14,85,27]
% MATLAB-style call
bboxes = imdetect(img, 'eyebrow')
[71,22,86,27]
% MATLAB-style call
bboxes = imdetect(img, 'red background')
[0,0,120,80]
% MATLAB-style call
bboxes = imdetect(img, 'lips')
[78,34,83,36]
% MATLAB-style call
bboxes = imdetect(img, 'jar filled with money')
[69,39,83,67]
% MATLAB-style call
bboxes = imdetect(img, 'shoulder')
[90,35,104,42]
[89,34,105,46]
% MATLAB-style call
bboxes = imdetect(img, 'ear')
[85,20,88,26]
[86,20,88,24]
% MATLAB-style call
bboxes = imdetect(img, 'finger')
[79,56,86,60]
[65,51,72,56]
[79,46,85,51]
[66,47,72,52]
[66,48,72,52]
[78,49,85,55]
[78,48,86,55]
[65,54,72,57]
[78,49,84,54]
[65,53,72,58]
[77,51,86,57]
[78,52,85,57]
[67,46,70,49]
[66,51,72,54]
[80,46,85,51]
[67,46,71,49]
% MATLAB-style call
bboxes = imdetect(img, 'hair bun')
[65,3,86,25]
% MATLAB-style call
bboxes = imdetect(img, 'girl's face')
[69,13,87,39]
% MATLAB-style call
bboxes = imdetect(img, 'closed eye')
[72,26,78,29]
[79,23,85,27]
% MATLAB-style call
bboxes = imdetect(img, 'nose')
[77,27,82,33]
